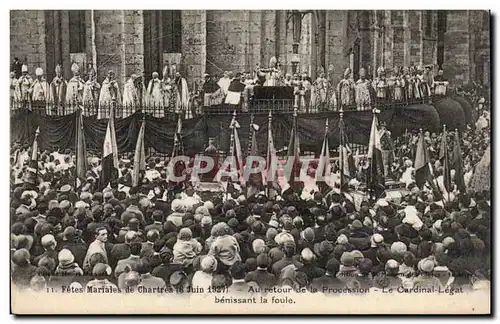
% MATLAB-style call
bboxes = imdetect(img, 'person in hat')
[82,67,101,116]
[51,249,84,289]
[173,228,202,267]
[60,226,87,267]
[86,263,118,291]
[18,64,33,106]
[412,257,442,290]
[11,57,23,79]
[244,253,276,290]
[136,259,166,290]
[433,68,448,96]
[208,223,242,268]
[337,68,355,110]
[10,71,20,108]
[146,71,164,117]
[309,258,346,294]
[98,70,122,119]
[48,64,67,115]
[11,249,38,290]
[173,71,190,118]
[355,68,372,111]
[297,247,325,282]
[227,261,258,296]
[30,67,49,108]
[372,66,388,103]
[191,255,218,291]
[65,63,85,112]
[33,234,58,266]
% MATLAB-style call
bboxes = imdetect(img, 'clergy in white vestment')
[122,74,139,117]
[65,63,85,113]
[98,70,122,120]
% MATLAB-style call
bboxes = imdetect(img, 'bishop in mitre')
[30,67,49,110]
[82,67,100,116]
[65,63,85,114]
[49,64,67,115]
[174,71,190,118]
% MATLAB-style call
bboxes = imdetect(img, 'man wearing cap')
[30,67,49,109]
[61,226,88,267]
[310,258,346,294]
[12,249,38,290]
[33,234,58,266]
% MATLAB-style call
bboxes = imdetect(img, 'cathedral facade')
[10,10,490,91]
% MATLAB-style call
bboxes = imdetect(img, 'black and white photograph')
[9,8,491,315]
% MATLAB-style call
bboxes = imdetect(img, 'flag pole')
[267,110,272,197]
[74,108,79,189]
[443,124,450,203]
[339,108,344,194]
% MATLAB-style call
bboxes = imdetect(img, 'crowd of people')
[11,56,453,119]
[10,79,491,296]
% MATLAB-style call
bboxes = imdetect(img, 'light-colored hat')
[301,247,315,262]
[41,234,56,248]
[370,234,384,247]
[385,259,399,270]
[200,255,217,272]
[55,64,62,74]
[58,249,75,266]
[71,63,80,74]
[35,68,43,76]
[21,64,28,72]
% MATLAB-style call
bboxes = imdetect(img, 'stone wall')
[181,10,206,90]
[10,10,47,76]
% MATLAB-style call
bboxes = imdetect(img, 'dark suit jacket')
[110,243,131,269]
[309,275,346,294]
[245,269,277,289]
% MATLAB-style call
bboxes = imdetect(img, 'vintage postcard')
[10,9,491,315]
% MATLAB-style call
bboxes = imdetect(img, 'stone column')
[443,10,470,86]
[181,10,206,89]
[402,11,411,67]
[383,10,393,68]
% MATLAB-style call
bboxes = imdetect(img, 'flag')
[316,119,332,189]
[224,80,246,105]
[132,117,146,187]
[231,115,244,183]
[172,115,183,158]
[266,112,285,195]
[30,127,40,169]
[439,128,451,192]
[367,113,385,197]
[414,131,432,190]
[246,117,263,192]
[75,111,88,182]
[287,110,301,191]
[100,106,119,189]
[451,130,466,193]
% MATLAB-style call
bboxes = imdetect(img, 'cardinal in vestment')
[98,70,122,120]
[146,71,164,118]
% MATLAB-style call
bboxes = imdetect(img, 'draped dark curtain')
[10,104,445,156]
